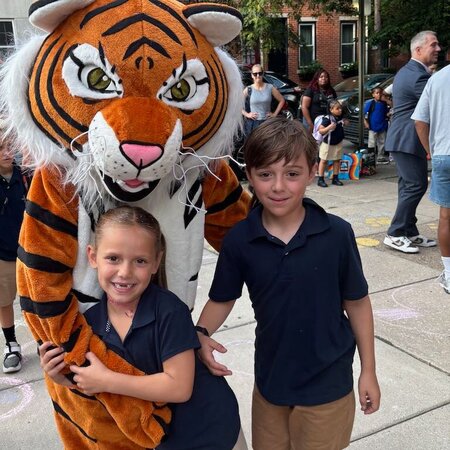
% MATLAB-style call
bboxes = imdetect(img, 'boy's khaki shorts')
[319,142,343,161]
[252,385,355,450]
[0,260,17,307]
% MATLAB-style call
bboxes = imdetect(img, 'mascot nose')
[120,143,163,168]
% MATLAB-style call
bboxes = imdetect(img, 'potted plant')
[339,61,358,78]
[297,60,322,81]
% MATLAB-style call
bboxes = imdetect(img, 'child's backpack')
[312,114,334,144]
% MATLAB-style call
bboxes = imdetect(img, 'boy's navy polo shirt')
[364,99,389,132]
[84,284,240,450]
[321,115,345,145]
[0,166,27,261]
[209,198,368,407]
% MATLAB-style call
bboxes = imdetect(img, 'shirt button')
[285,251,289,256]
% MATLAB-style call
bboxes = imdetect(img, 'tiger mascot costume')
[0,0,250,448]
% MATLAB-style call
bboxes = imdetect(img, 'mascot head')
[0,0,243,204]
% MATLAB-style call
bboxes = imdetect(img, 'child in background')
[317,100,347,188]
[0,132,29,373]
[364,87,390,165]
[196,117,380,450]
[40,206,246,450]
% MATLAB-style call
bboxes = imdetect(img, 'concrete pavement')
[1,157,449,449]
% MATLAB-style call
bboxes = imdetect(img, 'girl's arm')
[301,95,313,130]
[344,296,380,415]
[268,87,285,117]
[319,121,336,135]
[70,349,195,403]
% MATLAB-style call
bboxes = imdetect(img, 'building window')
[340,22,356,64]
[299,23,315,66]
[0,21,15,62]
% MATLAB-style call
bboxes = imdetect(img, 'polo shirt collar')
[247,197,330,244]
[92,284,157,338]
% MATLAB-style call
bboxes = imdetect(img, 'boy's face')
[0,144,14,173]
[247,153,316,221]
[372,89,382,100]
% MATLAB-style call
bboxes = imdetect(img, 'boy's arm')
[343,296,380,415]
[70,350,195,403]
[196,299,236,376]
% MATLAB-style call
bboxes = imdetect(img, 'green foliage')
[339,61,358,72]
[298,60,323,75]
[370,0,450,56]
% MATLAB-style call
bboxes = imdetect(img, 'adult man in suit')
[384,31,441,254]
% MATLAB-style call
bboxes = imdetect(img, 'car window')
[264,74,285,89]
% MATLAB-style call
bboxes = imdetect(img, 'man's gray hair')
[410,31,437,54]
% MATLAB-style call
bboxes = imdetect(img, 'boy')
[195,117,380,449]
[0,132,28,373]
[364,87,390,165]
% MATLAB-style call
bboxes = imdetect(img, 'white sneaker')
[383,235,419,254]
[3,342,22,373]
[438,272,450,294]
[409,235,437,247]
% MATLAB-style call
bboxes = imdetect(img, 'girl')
[40,206,246,450]
[317,100,347,188]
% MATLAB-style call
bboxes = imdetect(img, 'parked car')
[241,68,302,119]
[334,73,393,104]
[343,76,394,146]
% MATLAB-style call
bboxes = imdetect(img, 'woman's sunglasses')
[252,71,263,77]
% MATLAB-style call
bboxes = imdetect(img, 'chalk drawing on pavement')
[0,376,34,421]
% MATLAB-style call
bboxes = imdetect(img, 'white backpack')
[312,114,335,144]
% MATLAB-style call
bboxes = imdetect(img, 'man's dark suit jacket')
[385,59,431,158]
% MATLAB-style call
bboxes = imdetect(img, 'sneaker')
[383,235,419,254]
[317,178,328,188]
[3,342,22,373]
[332,178,344,186]
[377,156,389,165]
[409,235,437,247]
[438,272,450,294]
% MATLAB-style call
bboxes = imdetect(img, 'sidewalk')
[1,159,449,449]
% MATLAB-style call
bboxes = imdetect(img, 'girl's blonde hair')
[95,206,167,288]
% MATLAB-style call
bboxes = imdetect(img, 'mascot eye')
[158,59,209,111]
[62,43,123,100]
[87,68,113,92]
[169,79,192,102]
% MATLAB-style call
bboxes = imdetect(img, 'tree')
[370,0,449,58]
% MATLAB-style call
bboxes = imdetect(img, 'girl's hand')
[247,112,258,120]
[358,370,381,415]
[70,352,112,395]
[343,118,350,126]
[329,122,337,131]
[39,341,76,388]
[196,334,232,377]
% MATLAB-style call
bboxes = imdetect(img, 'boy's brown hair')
[243,117,318,171]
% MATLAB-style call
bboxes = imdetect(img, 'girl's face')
[330,104,342,117]
[87,223,162,307]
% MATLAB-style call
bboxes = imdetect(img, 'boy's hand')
[70,352,113,395]
[39,341,76,388]
[358,371,380,415]
[196,334,232,376]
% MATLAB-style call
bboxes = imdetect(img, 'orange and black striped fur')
[0,0,250,448]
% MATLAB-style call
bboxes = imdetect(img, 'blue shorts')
[429,155,450,208]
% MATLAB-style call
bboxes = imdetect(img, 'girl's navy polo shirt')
[209,198,368,407]
[84,284,240,450]
[321,115,345,145]
[0,166,27,261]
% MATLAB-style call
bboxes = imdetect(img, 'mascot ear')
[183,3,243,47]
[29,0,96,32]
